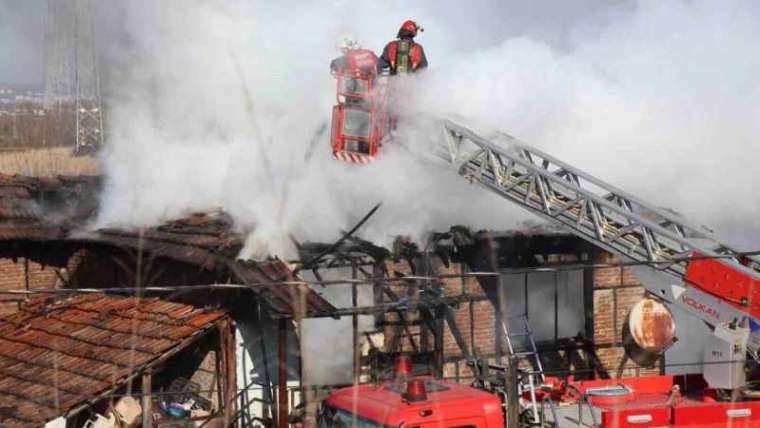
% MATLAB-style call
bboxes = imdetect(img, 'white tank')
[628,298,676,353]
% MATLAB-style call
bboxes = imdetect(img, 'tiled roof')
[81,212,335,316]
[0,293,227,427]
[0,174,100,241]
[0,175,335,316]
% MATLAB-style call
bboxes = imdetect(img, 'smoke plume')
[95,0,760,261]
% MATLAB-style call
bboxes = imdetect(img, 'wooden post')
[507,356,520,428]
[142,370,152,428]
[583,253,595,343]
[220,318,237,427]
[23,258,29,291]
[433,306,444,378]
[240,342,250,427]
[352,262,360,386]
[372,262,385,331]
[278,318,289,428]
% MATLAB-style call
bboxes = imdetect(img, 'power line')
[1,249,758,297]
[0,273,501,296]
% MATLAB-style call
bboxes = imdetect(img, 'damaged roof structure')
[0,173,334,317]
[0,174,99,241]
[78,211,335,316]
[0,173,664,428]
[0,174,347,426]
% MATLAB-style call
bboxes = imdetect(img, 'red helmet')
[398,20,422,38]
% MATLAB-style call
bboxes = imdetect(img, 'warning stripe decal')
[334,151,373,164]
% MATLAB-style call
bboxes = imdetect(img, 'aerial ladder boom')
[439,120,760,378]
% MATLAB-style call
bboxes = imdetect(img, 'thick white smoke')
[96,0,760,260]
[413,0,760,249]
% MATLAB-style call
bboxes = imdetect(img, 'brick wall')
[0,257,59,315]
[439,260,494,381]
[592,253,662,377]
[379,250,662,383]
[380,258,496,381]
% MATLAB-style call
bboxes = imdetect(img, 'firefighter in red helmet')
[379,20,428,74]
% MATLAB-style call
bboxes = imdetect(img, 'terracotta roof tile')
[0,293,227,427]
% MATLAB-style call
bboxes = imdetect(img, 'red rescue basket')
[330,51,390,164]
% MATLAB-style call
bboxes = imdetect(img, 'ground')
[0,146,100,176]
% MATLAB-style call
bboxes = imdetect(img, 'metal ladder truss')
[439,119,760,284]
[502,315,545,383]
[502,314,550,426]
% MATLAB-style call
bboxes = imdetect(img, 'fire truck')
[317,120,760,427]
[320,357,505,428]
[329,49,391,164]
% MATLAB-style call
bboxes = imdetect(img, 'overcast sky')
[0,0,45,85]
[0,0,633,86]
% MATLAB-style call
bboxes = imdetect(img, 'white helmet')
[337,35,360,53]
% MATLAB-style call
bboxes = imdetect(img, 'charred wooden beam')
[220,318,237,426]
[352,262,360,384]
[290,292,491,319]
[433,306,444,378]
[383,285,421,353]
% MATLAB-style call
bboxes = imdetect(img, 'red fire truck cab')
[317,357,760,428]
[320,377,505,428]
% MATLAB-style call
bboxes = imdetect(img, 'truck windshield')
[318,405,384,428]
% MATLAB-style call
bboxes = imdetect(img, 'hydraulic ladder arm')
[438,119,760,364]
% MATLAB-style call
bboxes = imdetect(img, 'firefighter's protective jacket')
[378,37,428,74]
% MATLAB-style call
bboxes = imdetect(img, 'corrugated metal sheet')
[0,293,227,427]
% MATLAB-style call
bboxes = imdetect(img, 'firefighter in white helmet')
[330,35,360,74]
[329,35,379,98]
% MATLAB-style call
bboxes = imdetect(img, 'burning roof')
[78,211,335,316]
[0,175,334,317]
[0,174,100,241]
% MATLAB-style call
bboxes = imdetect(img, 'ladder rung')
[503,316,545,386]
